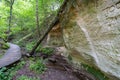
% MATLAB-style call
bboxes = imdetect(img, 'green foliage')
[25,42,41,52]
[25,41,54,55]
[0,60,25,80]
[81,63,109,80]
[0,67,8,80]
[1,42,10,49]
[25,41,42,52]
[26,42,35,51]
[29,59,46,73]
[0,0,64,46]
[40,47,54,55]
[0,27,7,41]
[0,2,9,28]
[11,27,21,34]
[18,75,40,80]
[0,0,64,33]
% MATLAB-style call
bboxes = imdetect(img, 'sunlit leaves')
[0,0,64,35]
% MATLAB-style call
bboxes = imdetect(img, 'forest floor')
[0,35,97,80]
[12,48,96,80]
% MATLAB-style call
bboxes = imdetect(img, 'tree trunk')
[36,0,40,37]
[7,0,14,42]
[29,17,59,56]
[8,0,14,33]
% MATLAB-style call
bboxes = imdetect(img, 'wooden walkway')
[0,43,21,68]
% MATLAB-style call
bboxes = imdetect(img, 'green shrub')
[0,33,7,41]
[26,42,35,51]
[1,42,10,49]
[25,42,42,52]
[0,67,8,80]
[18,75,40,80]
[11,27,21,34]
[0,60,25,80]
[29,59,46,73]
[0,27,7,40]
[40,47,54,55]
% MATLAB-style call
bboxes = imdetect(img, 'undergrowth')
[29,58,46,74]
[26,41,54,55]
[40,47,54,55]
[0,42,10,49]
[0,60,25,80]
[25,41,37,51]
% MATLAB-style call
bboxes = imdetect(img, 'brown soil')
[12,54,96,80]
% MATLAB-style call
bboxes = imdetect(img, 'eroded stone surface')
[60,0,120,79]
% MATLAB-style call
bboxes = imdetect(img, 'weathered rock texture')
[48,0,120,79]
[0,43,21,68]
[47,23,64,46]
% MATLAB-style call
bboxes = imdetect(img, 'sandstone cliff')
[48,0,120,79]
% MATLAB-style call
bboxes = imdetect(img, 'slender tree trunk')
[36,0,40,37]
[7,0,14,42]
[8,0,14,33]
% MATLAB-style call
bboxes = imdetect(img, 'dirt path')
[0,43,21,68]
[13,54,96,80]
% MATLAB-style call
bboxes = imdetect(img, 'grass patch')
[25,42,35,51]
[29,58,46,74]
[40,47,54,56]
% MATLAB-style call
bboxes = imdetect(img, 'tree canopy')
[0,0,64,41]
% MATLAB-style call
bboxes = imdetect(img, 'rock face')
[54,0,120,79]
[0,43,21,68]
[47,23,64,46]
[47,0,120,79]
